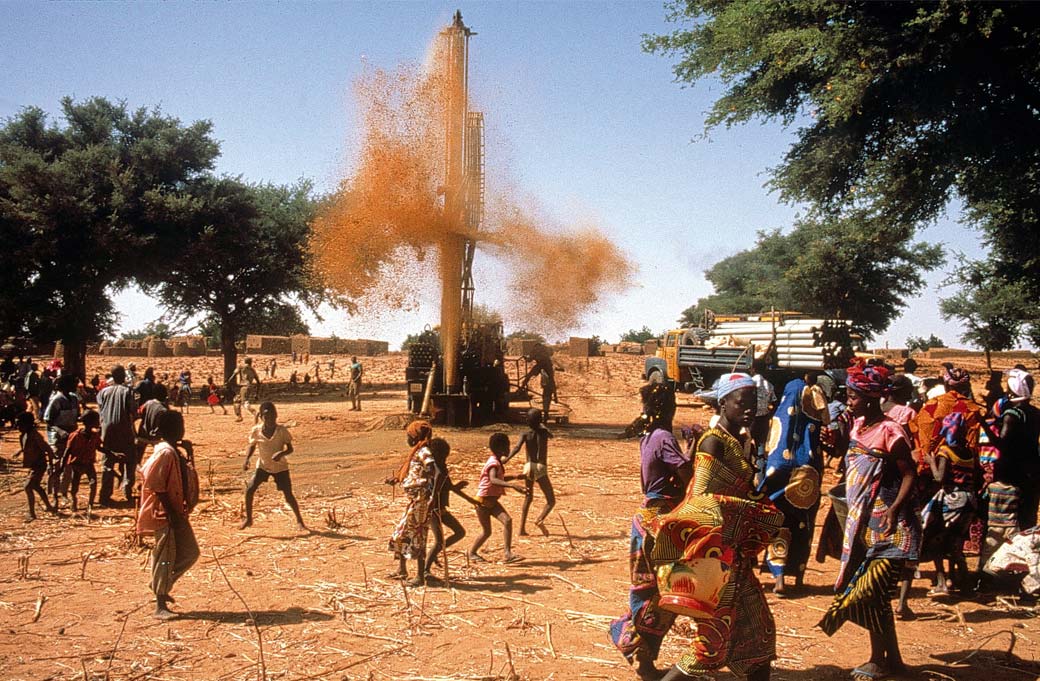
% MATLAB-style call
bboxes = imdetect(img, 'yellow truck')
[643,311,858,392]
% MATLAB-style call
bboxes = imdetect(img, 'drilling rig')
[406,11,509,426]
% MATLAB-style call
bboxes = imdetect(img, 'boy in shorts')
[506,408,557,536]
[468,432,525,564]
[240,401,307,532]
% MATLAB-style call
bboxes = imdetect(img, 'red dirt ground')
[0,353,1037,681]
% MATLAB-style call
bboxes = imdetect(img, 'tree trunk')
[221,317,238,383]
[63,338,88,382]
[985,347,992,371]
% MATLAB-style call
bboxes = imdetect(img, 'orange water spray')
[312,11,634,360]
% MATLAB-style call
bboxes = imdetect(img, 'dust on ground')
[0,353,1037,681]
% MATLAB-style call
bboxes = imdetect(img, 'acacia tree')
[940,258,1027,368]
[151,178,335,380]
[648,1,1040,339]
[679,213,942,337]
[0,97,219,377]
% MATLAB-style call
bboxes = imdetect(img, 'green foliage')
[120,321,178,341]
[940,257,1027,354]
[505,329,546,344]
[621,326,658,343]
[149,178,335,377]
[0,97,220,375]
[682,213,942,337]
[906,334,946,354]
[647,1,1040,340]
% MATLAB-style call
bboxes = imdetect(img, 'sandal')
[502,555,525,564]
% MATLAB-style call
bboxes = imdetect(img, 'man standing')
[521,343,558,423]
[227,357,262,423]
[348,356,363,411]
[97,365,138,505]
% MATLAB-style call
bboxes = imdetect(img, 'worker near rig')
[521,343,558,423]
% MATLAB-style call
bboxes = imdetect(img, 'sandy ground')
[0,353,1037,681]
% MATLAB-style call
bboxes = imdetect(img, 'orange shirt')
[137,442,195,535]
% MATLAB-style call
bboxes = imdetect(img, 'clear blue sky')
[3,1,990,349]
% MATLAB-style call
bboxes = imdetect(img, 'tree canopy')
[648,1,1040,343]
[0,97,219,376]
[149,178,332,379]
[679,214,942,337]
[620,326,659,343]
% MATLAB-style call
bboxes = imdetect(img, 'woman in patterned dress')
[656,374,782,681]
[387,420,435,586]
[818,362,921,681]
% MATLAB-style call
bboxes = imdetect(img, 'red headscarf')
[846,360,892,399]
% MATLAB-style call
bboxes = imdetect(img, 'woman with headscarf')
[921,412,978,594]
[818,362,921,681]
[761,374,827,597]
[387,420,435,585]
[653,373,783,681]
[983,368,1040,558]
[611,382,694,680]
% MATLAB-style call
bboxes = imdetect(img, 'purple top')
[640,428,690,501]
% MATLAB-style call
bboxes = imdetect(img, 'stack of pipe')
[711,319,852,369]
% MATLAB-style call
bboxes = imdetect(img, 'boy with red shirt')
[468,432,525,564]
[62,410,103,512]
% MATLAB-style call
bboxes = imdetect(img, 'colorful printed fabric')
[921,443,978,561]
[653,426,782,675]
[819,558,902,635]
[942,365,972,394]
[388,445,435,560]
[761,379,824,579]
[910,391,983,474]
[836,417,921,590]
[610,499,679,662]
[846,362,892,399]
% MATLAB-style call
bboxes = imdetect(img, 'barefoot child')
[240,402,307,531]
[388,421,436,585]
[138,410,200,620]
[506,408,557,535]
[17,412,56,521]
[469,432,526,564]
[62,410,102,512]
[425,437,467,581]
[206,376,226,414]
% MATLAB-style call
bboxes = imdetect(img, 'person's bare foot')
[467,552,487,563]
[407,575,425,587]
[535,520,550,536]
[238,519,252,530]
[154,597,177,621]
[518,529,529,536]
[295,522,309,533]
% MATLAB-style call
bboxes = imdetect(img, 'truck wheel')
[648,369,664,384]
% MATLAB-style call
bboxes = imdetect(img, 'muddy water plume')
[312,45,634,335]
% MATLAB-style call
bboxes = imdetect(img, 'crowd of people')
[5,348,1038,672]
[612,359,1039,681]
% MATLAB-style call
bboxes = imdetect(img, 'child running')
[206,376,226,414]
[62,410,102,512]
[17,412,56,521]
[506,408,557,536]
[240,402,307,532]
[469,432,526,564]
[425,437,467,581]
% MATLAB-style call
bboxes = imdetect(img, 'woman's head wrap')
[405,419,432,443]
[942,363,971,394]
[636,382,677,435]
[1007,368,1034,403]
[846,361,892,399]
[940,412,967,448]
[715,372,756,401]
